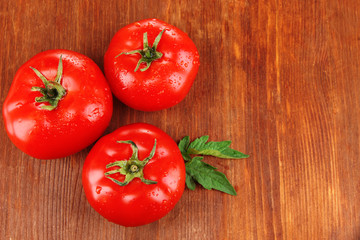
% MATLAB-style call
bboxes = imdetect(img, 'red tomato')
[82,123,186,227]
[104,18,200,111]
[2,50,113,159]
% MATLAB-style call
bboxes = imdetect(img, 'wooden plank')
[0,0,359,239]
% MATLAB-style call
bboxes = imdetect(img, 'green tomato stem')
[115,29,165,72]
[105,140,158,186]
[30,55,66,110]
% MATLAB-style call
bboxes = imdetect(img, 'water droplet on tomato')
[16,102,23,108]
[92,108,99,114]
[96,186,102,194]
[135,22,141,27]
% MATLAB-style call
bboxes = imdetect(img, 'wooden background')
[0,0,359,239]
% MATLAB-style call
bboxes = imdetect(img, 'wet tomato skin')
[2,50,113,159]
[82,123,186,227]
[104,18,200,111]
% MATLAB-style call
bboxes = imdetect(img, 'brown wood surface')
[1,0,359,239]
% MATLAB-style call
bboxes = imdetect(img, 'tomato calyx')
[115,29,165,72]
[104,140,158,186]
[30,55,66,110]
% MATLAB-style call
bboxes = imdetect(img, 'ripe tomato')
[104,18,200,111]
[2,50,113,159]
[82,123,186,227]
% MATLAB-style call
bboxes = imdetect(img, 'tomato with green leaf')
[82,122,249,226]
[82,123,186,227]
[104,18,200,111]
[2,50,113,159]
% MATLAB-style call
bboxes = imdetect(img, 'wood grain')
[1,0,360,239]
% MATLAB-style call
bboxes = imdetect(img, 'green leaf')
[187,136,249,159]
[178,135,249,195]
[185,157,237,196]
[185,172,196,190]
[178,136,192,161]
